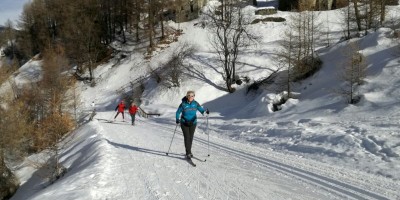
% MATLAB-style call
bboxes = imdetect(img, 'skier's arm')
[176,104,183,122]
[115,105,119,111]
[197,103,205,114]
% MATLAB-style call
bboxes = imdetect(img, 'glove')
[176,119,180,124]
[206,109,209,115]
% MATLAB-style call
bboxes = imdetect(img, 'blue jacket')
[176,97,205,125]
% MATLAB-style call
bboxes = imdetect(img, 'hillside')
[5,1,400,199]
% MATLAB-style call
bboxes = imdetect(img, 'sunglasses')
[188,95,195,98]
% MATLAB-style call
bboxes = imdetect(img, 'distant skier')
[129,102,138,125]
[114,100,126,121]
[176,91,209,159]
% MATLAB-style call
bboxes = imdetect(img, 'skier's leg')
[187,125,196,156]
[181,124,190,155]
[114,112,119,119]
[132,114,136,124]
[122,112,125,121]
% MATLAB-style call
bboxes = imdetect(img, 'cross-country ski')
[186,157,196,167]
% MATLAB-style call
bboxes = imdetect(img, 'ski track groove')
[139,119,396,200]
[103,119,207,200]
[209,139,396,200]
[138,120,292,199]
[140,119,314,200]
[111,127,137,198]
[136,119,252,199]
[201,138,393,200]
[153,126,250,199]
[104,123,157,200]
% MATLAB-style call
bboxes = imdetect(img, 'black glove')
[176,119,180,124]
[206,109,210,115]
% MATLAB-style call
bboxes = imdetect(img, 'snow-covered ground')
[10,112,400,200]
[4,0,400,199]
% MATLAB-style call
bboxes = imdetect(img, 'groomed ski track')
[88,111,399,200]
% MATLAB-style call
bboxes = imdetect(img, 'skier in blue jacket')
[176,91,209,158]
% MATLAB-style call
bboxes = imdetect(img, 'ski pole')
[109,110,117,121]
[206,114,210,157]
[166,123,179,156]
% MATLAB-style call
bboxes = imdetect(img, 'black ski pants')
[114,111,124,119]
[130,113,136,125]
[181,123,196,155]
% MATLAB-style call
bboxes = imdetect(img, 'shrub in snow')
[251,17,286,24]
[337,42,367,104]
[162,43,195,88]
[292,56,322,82]
[394,29,400,38]
[49,163,67,185]
[247,71,279,93]
[0,166,19,200]
[234,75,248,85]
[263,17,286,22]
[271,91,299,112]
[251,19,263,24]
[386,0,399,5]
[255,8,277,16]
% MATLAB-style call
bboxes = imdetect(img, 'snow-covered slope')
[7,1,400,199]
[11,112,400,200]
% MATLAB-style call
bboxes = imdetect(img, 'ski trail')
[96,119,200,199]
[139,118,400,200]
[195,139,392,200]
[116,116,341,199]
[93,112,339,200]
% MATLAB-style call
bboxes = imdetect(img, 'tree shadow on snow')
[96,118,133,126]
[186,54,227,92]
[201,87,259,120]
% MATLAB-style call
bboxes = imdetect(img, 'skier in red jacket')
[128,102,138,125]
[114,100,126,121]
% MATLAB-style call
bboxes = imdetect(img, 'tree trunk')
[380,0,386,25]
[160,13,165,40]
[367,1,373,30]
[347,0,350,38]
[0,149,4,172]
[148,2,154,49]
[226,77,234,93]
[353,0,362,32]
[135,12,140,42]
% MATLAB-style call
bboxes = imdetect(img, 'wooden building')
[278,0,337,11]
[168,0,208,23]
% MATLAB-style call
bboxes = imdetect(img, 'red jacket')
[129,105,138,114]
[115,102,125,112]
